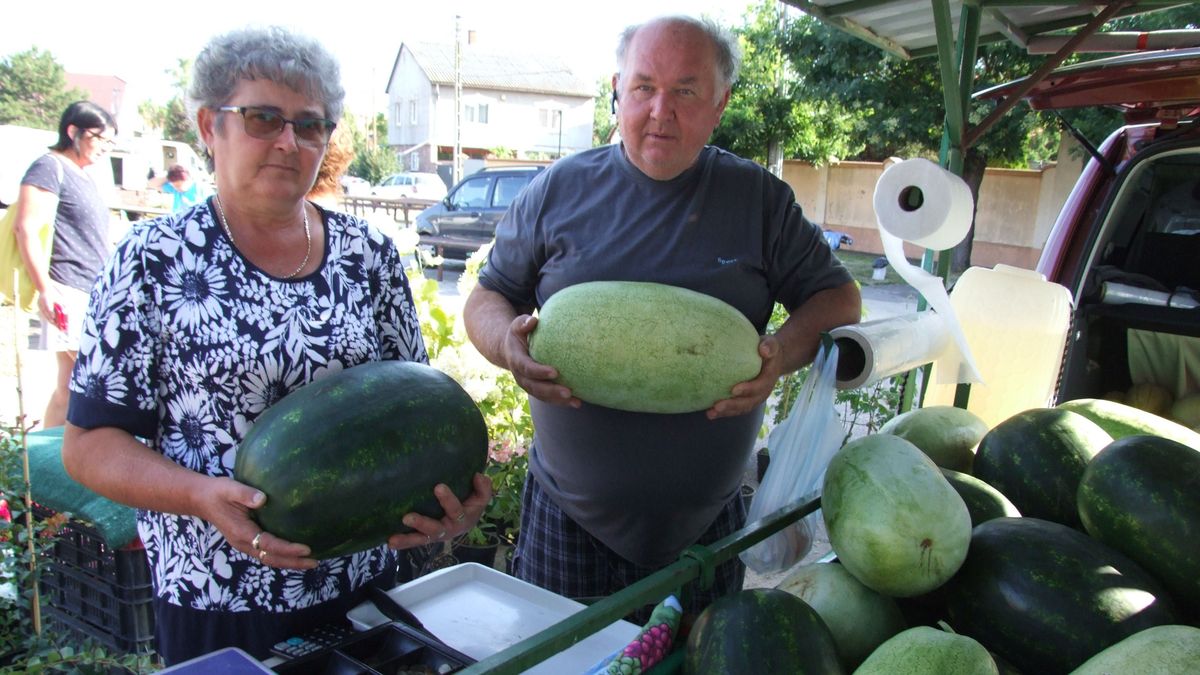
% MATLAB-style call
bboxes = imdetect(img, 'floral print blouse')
[68,199,427,611]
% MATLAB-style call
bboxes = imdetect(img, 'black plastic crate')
[34,505,156,654]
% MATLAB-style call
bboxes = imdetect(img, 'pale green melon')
[1168,392,1200,428]
[854,625,998,675]
[1070,625,1200,675]
[822,434,972,597]
[528,281,762,414]
[776,561,906,670]
[878,405,989,473]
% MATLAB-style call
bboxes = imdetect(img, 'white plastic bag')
[740,341,843,574]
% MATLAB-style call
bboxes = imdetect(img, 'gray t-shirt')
[22,153,110,292]
[479,144,852,566]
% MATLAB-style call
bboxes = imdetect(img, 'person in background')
[151,163,208,212]
[462,14,861,621]
[11,100,117,429]
[60,25,491,664]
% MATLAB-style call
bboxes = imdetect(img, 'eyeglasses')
[85,130,116,148]
[217,106,336,146]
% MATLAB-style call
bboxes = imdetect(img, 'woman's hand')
[204,476,317,570]
[388,473,494,549]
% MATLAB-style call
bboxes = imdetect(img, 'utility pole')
[766,0,786,177]
[454,15,463,185]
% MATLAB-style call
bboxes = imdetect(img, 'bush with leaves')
[0,428,158,672]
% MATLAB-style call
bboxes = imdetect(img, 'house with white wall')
[384,40,594,177]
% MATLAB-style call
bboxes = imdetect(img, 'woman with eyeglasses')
[59,26,492,665]
[12,100,117,429]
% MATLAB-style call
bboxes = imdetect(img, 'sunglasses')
[84,130,116,148]
[217,106,336,146]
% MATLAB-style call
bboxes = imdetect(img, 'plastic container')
[923,264,1073,428]
[34,505,156,654]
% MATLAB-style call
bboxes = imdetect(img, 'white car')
[372,172,448,202]
[340,175,370,196]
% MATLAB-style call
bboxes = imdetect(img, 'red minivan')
[977,48,1200,405]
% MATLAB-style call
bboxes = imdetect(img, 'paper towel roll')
[831,312,952,390]
[872,158,982,384]
[873,158,974,250]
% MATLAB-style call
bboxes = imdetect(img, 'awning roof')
[782,0,1196,61]
[779,1,1197,152]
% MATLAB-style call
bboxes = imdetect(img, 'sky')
[11,0,759,116]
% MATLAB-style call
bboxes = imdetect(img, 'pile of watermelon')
[685,399,1200,674]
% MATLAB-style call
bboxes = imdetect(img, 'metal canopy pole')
[899,0,983,412]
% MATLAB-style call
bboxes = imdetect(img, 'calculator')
[270,622,358,660]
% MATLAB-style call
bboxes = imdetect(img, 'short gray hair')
[615,15,741,97]
[188,25,345,140]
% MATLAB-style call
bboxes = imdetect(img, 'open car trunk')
[977,49,1200,407]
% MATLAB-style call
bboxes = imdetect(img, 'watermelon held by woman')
[528,281,762,414]
[233,360,489,559]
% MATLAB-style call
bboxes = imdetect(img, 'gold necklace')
[214,194,311,279]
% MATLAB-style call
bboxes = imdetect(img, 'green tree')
[593,77,617,146]
[0,48,86,129]
[349,144,399,184]
[712,1,860,166]
[138,58,199,153]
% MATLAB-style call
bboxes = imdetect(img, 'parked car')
[372,172,448,201]
[340,175,370,196]
[415,165,547,259]
[976,48,1200,405]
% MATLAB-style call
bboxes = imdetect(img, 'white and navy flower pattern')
[70,200,427,613]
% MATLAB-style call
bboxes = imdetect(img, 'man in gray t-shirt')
[464,15,861,619]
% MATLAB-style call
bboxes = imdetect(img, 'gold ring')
[258,549,268,561]
[252,532,264,551]
[456,512,466,523]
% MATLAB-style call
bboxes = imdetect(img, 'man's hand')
[503,315,580,408]
[707,335,786,420]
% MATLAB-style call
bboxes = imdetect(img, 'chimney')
[468,30,477,45]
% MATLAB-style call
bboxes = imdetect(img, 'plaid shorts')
[512,472,746,624]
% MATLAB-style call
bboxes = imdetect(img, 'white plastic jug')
[923,264,1073,428]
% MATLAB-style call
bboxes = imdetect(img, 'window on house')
[464,103,490,125]
[393,102,402,128]
[539,108,561,130]
[409,101,418,125]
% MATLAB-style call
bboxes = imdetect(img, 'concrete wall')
[782,138,1085,270]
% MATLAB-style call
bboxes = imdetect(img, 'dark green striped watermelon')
[944,517,1177,674]
[234,360,488,559]
[939,468,1020,527]
[684,588,844,674]
[1077,434,1200,616]
[973,408,1110,528]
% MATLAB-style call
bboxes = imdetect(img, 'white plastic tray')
[347,563,640,674]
